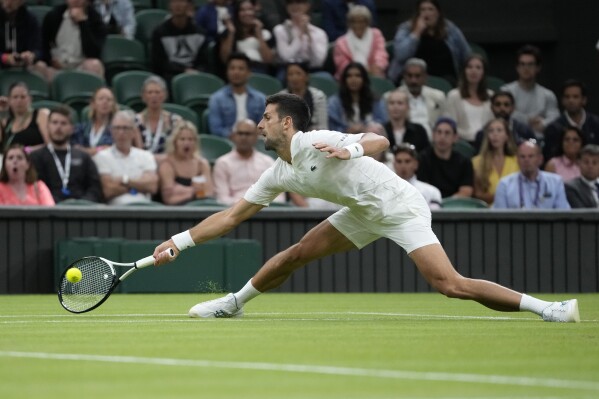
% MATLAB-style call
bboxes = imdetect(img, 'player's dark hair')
[265,93,311,132]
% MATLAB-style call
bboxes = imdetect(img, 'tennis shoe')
[541,299,580,323]
[188,293,244,318]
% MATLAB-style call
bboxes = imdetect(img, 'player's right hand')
[153,240,179,266]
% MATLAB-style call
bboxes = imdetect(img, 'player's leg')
[250,220,357,292]
[409,243,521,311]
[409,243,580,322]
[188,220,357,318]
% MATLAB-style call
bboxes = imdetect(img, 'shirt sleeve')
[243,163,284,206]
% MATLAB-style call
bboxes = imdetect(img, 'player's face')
[562,86,586,114]
[578,153,599,181]
[258,104,286,151]
[48,113,73,145]
[393,152,417,180]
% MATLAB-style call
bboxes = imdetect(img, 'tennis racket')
[57,248,175,314]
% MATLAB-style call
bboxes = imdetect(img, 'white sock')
[234,279,261,305]
[519,294,553,316]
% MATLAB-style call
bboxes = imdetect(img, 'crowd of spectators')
[0,0,598,210]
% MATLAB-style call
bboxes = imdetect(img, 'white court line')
[0,350,598,392]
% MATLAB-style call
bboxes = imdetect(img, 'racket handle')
[136,248,175,269]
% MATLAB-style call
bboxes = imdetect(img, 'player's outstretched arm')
[313,132,389,160]
[153,199,264,265]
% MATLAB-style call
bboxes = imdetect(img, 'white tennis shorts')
[328,181,440,254]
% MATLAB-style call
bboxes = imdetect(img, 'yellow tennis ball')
[66,268,82,283]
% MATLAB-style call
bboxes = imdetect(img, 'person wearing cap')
[417,117,474,198]
[393,143,441,209]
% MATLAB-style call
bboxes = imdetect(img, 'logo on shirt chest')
[310,165,317,171]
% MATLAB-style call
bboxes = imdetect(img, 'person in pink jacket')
[333,5,388,81]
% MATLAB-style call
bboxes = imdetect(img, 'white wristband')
[344,143,364,159]
[171,230,195,251]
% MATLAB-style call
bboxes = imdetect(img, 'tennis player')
[153,93,579,323]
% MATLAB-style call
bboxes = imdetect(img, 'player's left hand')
[313,142,350,160]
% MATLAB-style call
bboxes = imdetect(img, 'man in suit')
[398,58,446,139]
[565,144,599,208]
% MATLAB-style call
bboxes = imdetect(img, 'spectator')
[444,54,493,144]
[213,118,284,205]
[544,126,584,182]
[254,0,285,31]
[382,89,429,153]
[0,82,49,152]
[321,0,377,42]
[30,106,103,203]
[0,0,47,76]
[0,143,54,205]
[500,45,559,137]
[393,143,441,209]
[543,79,599,161]
[333,5,387,81]
[472,118,518,205]
[388,0,470,85]
[94,0,136,40]
[151,0,208,83]
[218,0,276,74]
[417,117,473,198]
[279,62,327,130]
[327,62,385,133]
[493,139,570,209]
[135,76,182,160]
[565,144,599,208]
[472,91,536,152]
[397,58,445,139]
[42,0,106,80]
[273,0,327,81]
[93,110,158,205]
[71,87,117,156]
[208,52,266,137]
[194,0,233,44]
[157,120,213,205]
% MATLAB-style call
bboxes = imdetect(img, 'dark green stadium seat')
[0,70,49,101]
[51,70,105,115]
[32,100,78,123]
[453,139,477,159]
[486,75,506,93]
[28,5,51,26]
[162,102,199,128]
[112,70,153,112]
[369,76,396,97]
[135,9,169,53]
[385,40,394,59]
[441,197,489,209]
[172,72,224,108]
[248,73,283,95]
[200,108,210,134]
[102,35,147,84]
[131,0,153,11]
[199,133,234,164]
[426,75,453,94]
[468,42,489,63]
[184,198,227,207]
[309,73,338,98]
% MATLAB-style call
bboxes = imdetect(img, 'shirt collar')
[565,109,587,128]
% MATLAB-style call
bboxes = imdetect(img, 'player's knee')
[436,277,468,299]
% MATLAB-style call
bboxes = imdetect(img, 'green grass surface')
[1,293,598,399]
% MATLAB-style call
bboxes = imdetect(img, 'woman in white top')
[219,0,276,74]
[444,54,493,144]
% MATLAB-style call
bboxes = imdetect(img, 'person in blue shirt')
[493,139,570,209]
[208,52,266,137]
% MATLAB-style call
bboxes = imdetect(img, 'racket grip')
[136,248,175,269]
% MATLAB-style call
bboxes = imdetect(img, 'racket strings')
[59,258,115,312]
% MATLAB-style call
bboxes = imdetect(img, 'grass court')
[1,293,598,398]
